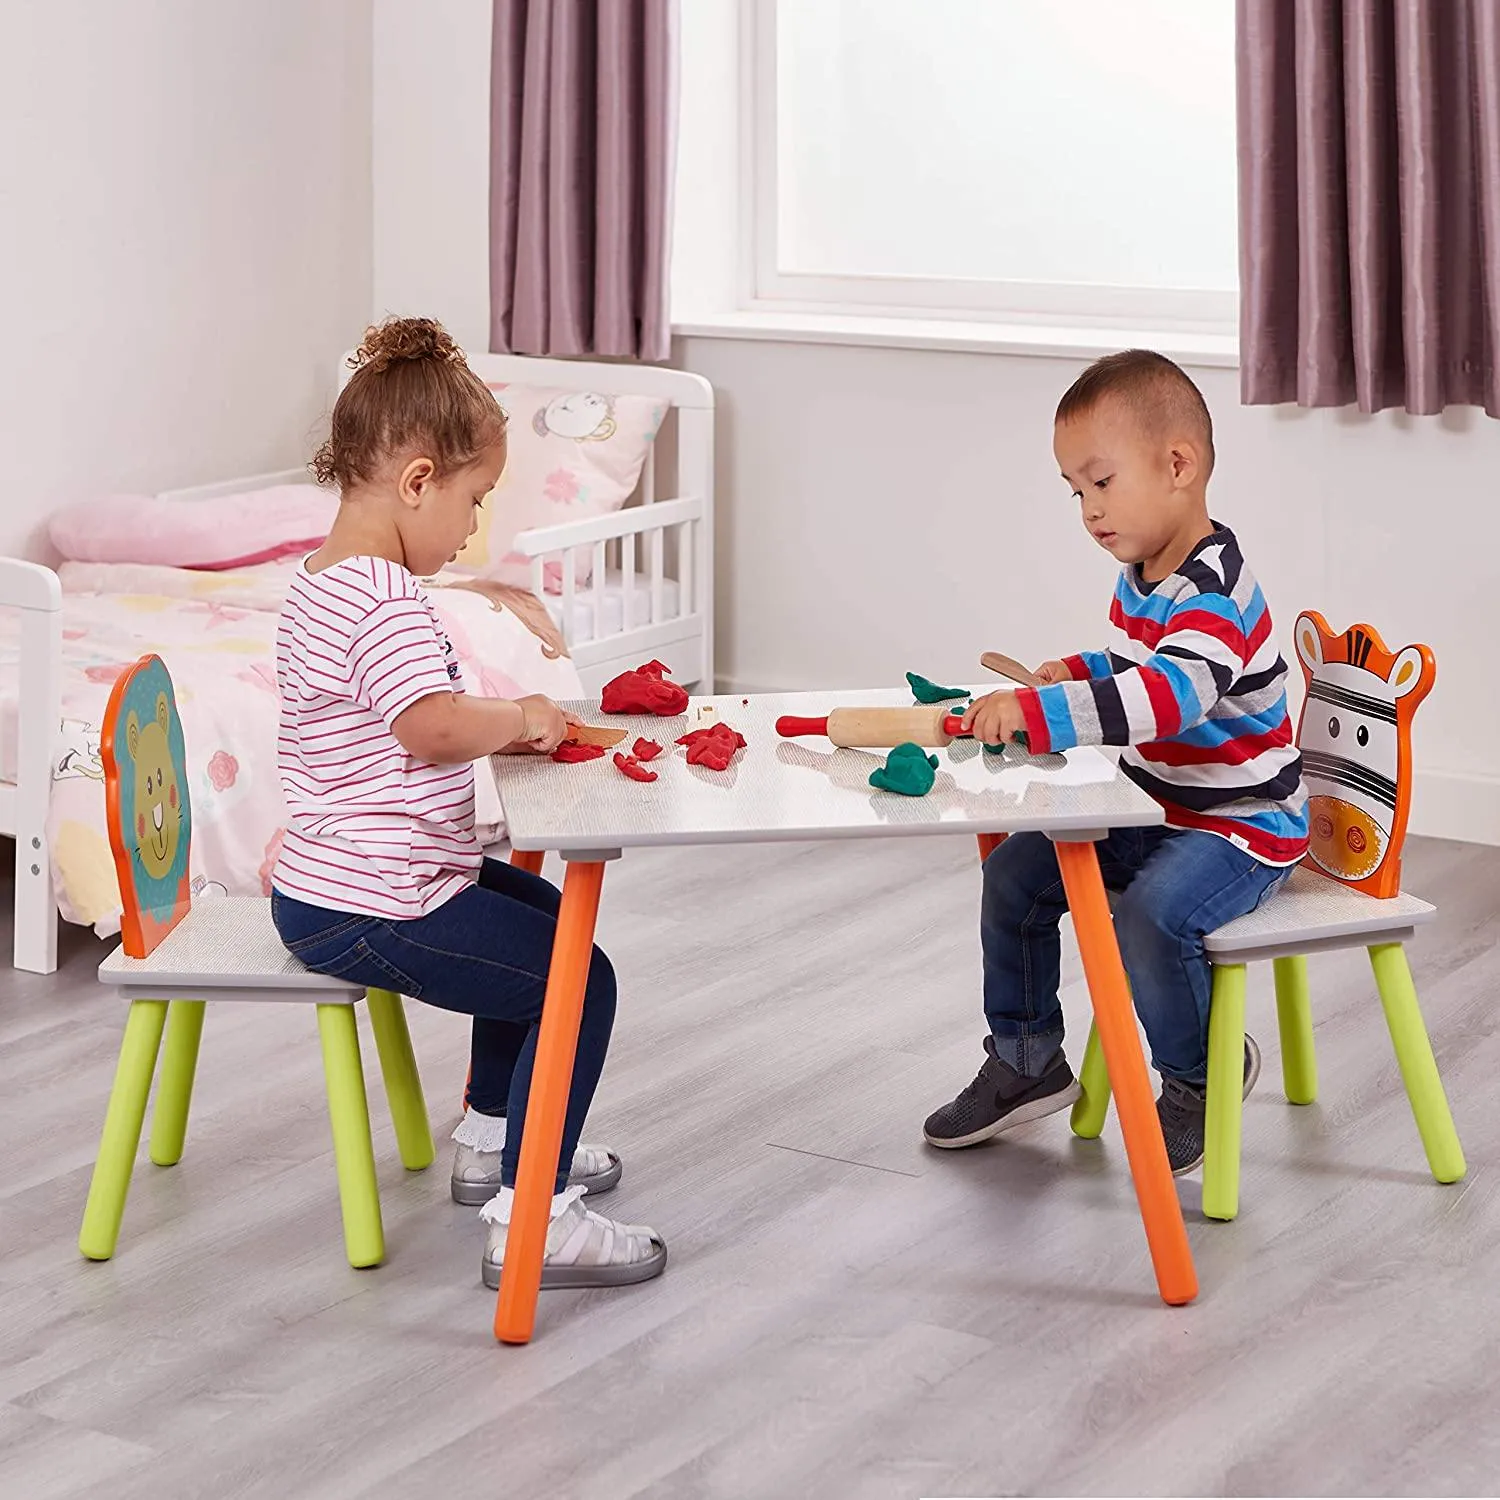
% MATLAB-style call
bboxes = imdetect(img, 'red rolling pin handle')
[776,716,830,738]
[942,714,966,736]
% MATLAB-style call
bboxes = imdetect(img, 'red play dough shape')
[676,722,747,772]
[613,751,659,783]
[551,741,606,764]
[600,659,689,716]
[632,738,663,762]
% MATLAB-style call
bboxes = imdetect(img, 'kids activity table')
[489,688,1194,1343]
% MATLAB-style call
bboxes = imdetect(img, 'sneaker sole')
[451,1155,622,1207]
[923,1078,1082,1149]
[1171,1038,1264,1177]
[481,1237,667,1291]
[1243,1034,1263,1100]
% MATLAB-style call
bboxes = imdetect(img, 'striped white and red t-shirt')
[272,556,482,919]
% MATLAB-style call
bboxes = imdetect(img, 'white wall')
[0,0,373,561]
[371,1,1500,845]
[372,0,491,350]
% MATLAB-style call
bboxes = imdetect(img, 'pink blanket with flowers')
[0,560,580,938]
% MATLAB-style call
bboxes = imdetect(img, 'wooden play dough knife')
[980,651,1043,687]
[561,720,627,747]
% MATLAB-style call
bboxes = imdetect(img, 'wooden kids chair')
[1069,613,1465,1219]
[79,655,435,1269]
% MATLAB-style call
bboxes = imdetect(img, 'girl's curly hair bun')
[350,316,463,375]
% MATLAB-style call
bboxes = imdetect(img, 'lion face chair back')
[101,655,192,957]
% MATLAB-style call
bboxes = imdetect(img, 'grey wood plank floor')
[1,833,1497,1499]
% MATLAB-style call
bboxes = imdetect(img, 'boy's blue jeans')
[982,828,1290,1086]
[272,857,616,1194]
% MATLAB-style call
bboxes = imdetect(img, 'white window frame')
[739,0,1238,340]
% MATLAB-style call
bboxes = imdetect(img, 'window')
[749,0,1239,335]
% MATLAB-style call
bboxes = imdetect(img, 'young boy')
[924,350,1308,1173]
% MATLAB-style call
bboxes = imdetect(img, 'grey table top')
[492,687,1162,855]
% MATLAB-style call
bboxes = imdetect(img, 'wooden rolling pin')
[776,707,967,749]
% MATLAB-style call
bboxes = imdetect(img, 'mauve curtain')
[490,0,675,363]
[1239,0,1500,416]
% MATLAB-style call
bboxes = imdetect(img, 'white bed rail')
[514,495,709,687]
[0,558,63,973]
[323,352,714,689]
[461,354,715,691]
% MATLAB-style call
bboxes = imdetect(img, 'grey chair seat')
[1204,865,1435,964]
[99,897,363,1004]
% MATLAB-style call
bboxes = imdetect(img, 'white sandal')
[480,1186,668,1290]
[450,1112,622,1205]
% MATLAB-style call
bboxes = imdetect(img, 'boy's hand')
[517,694,569,753]
[961,690,1029,747]
[1034,659,1071,685]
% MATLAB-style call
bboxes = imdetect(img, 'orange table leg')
[1052,838,1197,1307]
[495,858,607,1344]
[976,833,1007,861]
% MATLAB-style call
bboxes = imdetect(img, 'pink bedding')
[0,560,581,938]
[47,486,339,571]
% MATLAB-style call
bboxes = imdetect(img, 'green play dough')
[905,671,968,704]
[983,730,1031,755]
[869,741,940,796]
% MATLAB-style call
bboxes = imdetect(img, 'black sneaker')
[1156,1034,1263,1175]
[923,1036,1082,1149]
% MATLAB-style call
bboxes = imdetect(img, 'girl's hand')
[517,694,569,753]
[961,690,1029,747]
[1034,660,1071,685]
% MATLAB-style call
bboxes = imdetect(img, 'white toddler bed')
[0,355,714,974]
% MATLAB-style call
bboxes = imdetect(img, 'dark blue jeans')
[982,828,1290,1085]
[272,858,616,1193]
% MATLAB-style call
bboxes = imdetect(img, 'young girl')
[271,316,666,1290]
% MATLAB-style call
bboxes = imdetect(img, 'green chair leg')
[148,999,206,1167]
[1274,955,1317,1105]
[316,1003,385,1268]
[1202,963,1248,1221]
[80,999,169,1261]
[1368,943,1466,1184]
[365,987,435,1171]
[1069,1022,1113,1139]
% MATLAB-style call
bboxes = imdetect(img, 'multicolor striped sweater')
[1015,526,1309,866]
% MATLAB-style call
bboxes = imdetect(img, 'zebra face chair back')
[1293,612,1435,899]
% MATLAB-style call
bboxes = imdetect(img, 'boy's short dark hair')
[1055,349,1215,478]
